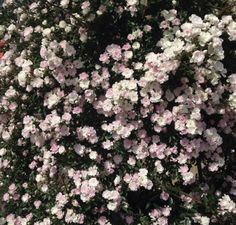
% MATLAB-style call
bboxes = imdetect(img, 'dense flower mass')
[0,0,236,224]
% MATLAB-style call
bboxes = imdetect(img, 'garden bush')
[0,0,236,224]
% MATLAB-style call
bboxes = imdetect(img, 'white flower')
[35,174,43,183]
[31,78,44,88]
[204,128,223,146]
[114,176,121,186]
[126,0,137,6]
[51,206,59,215]
[191,108,201,120]
[227,21,236,41]
[102,190,111,199]
[7,24,16,33]
[186,119,197,134]
[88,178,99,187]
[65,26,72,33]
[42,28,51,37]
[204,14,219,24]
[124,50,133,59]
[134,62,143,70]
[122,68,134,79]
[218,195,236,214]
[198,32,212,46]
[132,42,140,49]
[0,148,6,156]
[191,50,205,65]
[22,193,30,202]
[200,216,210,225]
[173,39,185,53]
[41,184,48,193]
[181,23,193,37]
[47,94,60,109]
[59,20,67,28]
[161,9,177,21]
[155,160,164,173]
[17,71,27,87]
[102,99,113,112]
[60,0,70,8]
[183,171,194,183]
[229,93,236,110]
[2,131,10,141]
[221,15,233,25]
[139,168,148,176]
[89,151,98,160]
[23,26,33,37]
[107,202,118,211]
[189,14,203,28]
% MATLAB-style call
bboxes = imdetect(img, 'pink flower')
[158,217,168,225]
[23,26,33,37]
[160,191,169,201]
[99,53,109,63]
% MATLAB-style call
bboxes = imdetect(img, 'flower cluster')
[0,0,236,224]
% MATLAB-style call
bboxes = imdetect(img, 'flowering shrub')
[0,0,236,224]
